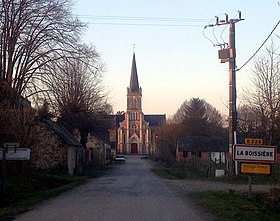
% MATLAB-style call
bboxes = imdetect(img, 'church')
[115,53,166,155]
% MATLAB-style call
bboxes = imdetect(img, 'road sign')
[245,138,263,145]
[0,148,30,160]
[240,162,271,175]
[233,144,277,163]
[4,143,20,148]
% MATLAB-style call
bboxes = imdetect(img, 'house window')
[183,151,188,158]
[191,152,202,158]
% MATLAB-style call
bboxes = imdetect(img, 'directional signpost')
[0,148,30,160]
[1,143,30,192]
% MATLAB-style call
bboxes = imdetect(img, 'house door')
[131,143,138,154]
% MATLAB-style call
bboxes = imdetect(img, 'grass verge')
[0,167,111,220]
[191,190,280,221]
[153,162,280,185]
[0,175,86,220]
[152,163,186,180]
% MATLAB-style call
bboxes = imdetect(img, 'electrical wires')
[76,14,209,27]
[236,19,280,71]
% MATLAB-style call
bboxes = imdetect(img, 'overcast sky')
[72,0,280,118]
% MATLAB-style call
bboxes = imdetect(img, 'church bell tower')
[126,53,143,154]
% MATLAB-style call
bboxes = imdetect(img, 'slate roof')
[129,53,140,92]
[144,114,166,127]
[115,114,125,126]
[43,119,81,147]
[177,136,228,152]
[91,125,110,144]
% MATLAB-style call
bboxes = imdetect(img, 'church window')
[132,98,137,109]
[130,112,137,120]
[131,124,137,133]
[123,133,126,144]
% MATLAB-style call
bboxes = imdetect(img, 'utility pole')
[206,12,244,175]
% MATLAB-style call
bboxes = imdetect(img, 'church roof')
[144,114,166,127]
[129,53,140,92]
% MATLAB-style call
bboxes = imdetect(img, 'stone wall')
[30,121,68,172]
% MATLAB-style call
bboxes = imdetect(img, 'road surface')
[15,156,214,221]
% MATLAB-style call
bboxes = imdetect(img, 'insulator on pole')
[238,11,241,20]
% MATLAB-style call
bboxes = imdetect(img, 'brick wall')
[177,151,210,163]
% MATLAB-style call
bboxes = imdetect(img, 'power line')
[76,14,209,22]
[76,14,210,27]
[86,22,203,27]
[236,19,280,71]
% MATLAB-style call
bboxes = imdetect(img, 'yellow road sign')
[240,162,271,175]
[245,138,263,145]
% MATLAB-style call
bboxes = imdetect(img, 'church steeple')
[129,53,140,92]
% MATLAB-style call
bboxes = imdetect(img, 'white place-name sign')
[233,145,277,163]
[0,148,30,160]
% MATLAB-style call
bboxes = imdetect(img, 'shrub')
[262,183,280,212]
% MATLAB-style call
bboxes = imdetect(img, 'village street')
[15,156,215,221]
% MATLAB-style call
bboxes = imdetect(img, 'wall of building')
[177,151,211,163]
[30,122,68,171]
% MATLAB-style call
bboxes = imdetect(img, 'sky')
[72,0,280,118]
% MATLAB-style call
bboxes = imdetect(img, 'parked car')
[140,153,148,159]
[114,155,126,164]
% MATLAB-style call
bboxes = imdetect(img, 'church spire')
[129,52,140,92]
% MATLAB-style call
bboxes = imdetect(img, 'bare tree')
[0,0,84,107]
[48,49,107,114]
[45,49,112,146]
[243,41,280,144]
[0,105,36,146]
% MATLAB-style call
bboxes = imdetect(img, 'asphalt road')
[15,156,214,221]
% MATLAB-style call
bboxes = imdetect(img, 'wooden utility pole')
[228,19,237,175]
[206,12,244,175]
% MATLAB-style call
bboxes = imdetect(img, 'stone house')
[86,126,111,168]
[30,119,85,175]
[176,136,228,164]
